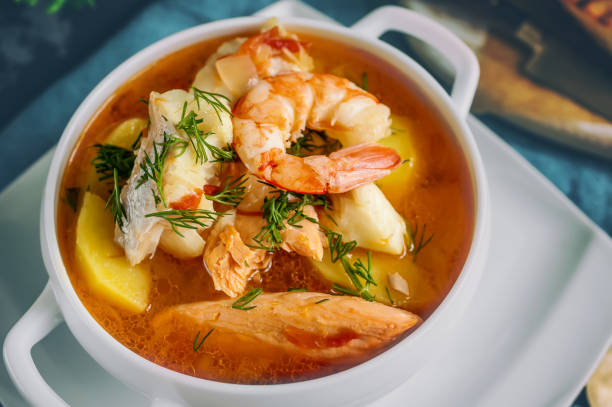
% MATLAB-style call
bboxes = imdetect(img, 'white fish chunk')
[319,183,406,255]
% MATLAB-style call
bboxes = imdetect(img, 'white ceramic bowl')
[4,6,489,407]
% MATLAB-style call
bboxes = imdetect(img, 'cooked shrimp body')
[193,22,313,104]
[232,73,401,194]
[153,292,420,360]
[116,89,233,264]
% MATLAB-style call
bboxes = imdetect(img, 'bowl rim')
[41,14,489,395]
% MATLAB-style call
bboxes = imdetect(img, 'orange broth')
[57,31,474,384]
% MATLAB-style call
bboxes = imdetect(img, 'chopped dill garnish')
[193,328,214,351]
[131,132,143,150]
[324,229,357,263]
[91,144,135,181]
[139,98,149,105]
[287,288,308,292]
[287,129,342,157]
[176,102,235,164]
[315,298,329,304]
[232,287,262,310]
[402,158,410,165]
[332,252,376,302]
[62,187,80,212]
[247,186,329,251]
[407,222,434,263]
[145,208,223,237]
[192,87,233,123]
[136,134,182,207]
[106,169,127,230]
[385,286,395,305]
[204,175,247,206]
[361,72,368,91]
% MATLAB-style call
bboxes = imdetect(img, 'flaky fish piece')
[153,292,421,359]
[114,94,174,265]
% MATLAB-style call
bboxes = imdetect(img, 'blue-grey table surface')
[0,0,610,406]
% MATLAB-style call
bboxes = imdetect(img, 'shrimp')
[193,21,313,103]
[153,292,421,360]
[232,72,401,194]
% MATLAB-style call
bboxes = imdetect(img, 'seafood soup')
[57,21,474,384]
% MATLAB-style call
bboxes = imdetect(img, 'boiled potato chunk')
[104,118,147,149]
[319,183,406,255]
[376,114,417,206]
[76,192,151,313]
[311,249,438,308]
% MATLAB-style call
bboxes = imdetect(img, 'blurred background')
[0,0,610,406]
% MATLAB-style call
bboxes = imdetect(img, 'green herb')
[106,169,127,230]
[287,129,342,157]
[402,159,410,165]
[14,0,95,14]
[145,208,223,237]
[324,229,357,263]
[136,134,179,207]
[407,222,434,263]
[62,187,80,212]
[248,186,329,251]
[176,102,235,164]
[192,87,233,123]
[287,288,308,292]
[131,132,143,150]
[232,287,262,310]
[361,72,368,91]
[139,98,149,105]
[332,251,376,302]
[193,328,214,351]
[91,144,135,181]
[204,175,247,206]
[385,286,395,305]
[315,298,329,304]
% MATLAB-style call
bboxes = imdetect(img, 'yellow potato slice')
[76,192,151,313]
[311,248,438,308]
[376,114,417,206]
[87,118,147,197]
[588,346,612,407]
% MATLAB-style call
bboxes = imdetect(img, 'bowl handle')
[3,283,68,407]
[351,6,479,118]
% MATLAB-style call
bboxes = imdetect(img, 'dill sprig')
[232,287,262,311]
[204,175,247,206]
[145,208,223,237]
[91,144,135,181]
[62,187,80,212]
[407,222,434,263]
[192,87,233,123]
[287,129,342,157]
[385,286,395,305]
[315,298,329,304]
[193,328,214,351]
[287,288,308,292]
[247,185,329,251]
[361,72,368,91]
[176,102,235,164]
[324,229,357,263]
[106,169,127,230]
[333,251,376,302]
[136,134,184,207]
